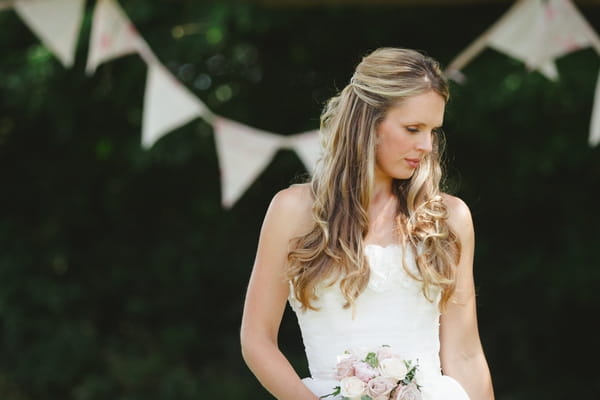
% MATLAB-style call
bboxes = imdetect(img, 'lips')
[405,158,421,168]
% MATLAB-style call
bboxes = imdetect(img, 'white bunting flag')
[86,0,145,74]
[214,117,283,208]
[446,0,600,147]
[142,63,209,148]
[284,130,321,175]
[537,0,600,68]
[446,0,600,81]
[589,68,600,147]
[486,0,561,80]
[14,0,85,67]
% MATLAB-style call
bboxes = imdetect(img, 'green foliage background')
[1,1,599,399]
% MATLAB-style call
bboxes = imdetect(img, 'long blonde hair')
[287,48,460,311]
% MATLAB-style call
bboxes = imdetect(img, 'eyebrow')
[405,122,444,129]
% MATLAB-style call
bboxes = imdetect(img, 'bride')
[240,47,494,400]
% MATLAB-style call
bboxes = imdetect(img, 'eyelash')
[406,127,442,134]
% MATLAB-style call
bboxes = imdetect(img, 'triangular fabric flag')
[485,0,546,74]
[486,0,558,79]
[284,130,321,175]
[536,0,600,67]
[445,0,533,79]
[86,0,145,74]
[142,63,208,148]
[14,0,85,67]
[446,0,600,81]
[213,117,283,208]
[589,68,600,147]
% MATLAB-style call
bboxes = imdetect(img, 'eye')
[406,126,419,133]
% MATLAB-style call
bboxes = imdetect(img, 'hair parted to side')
[286,47,461,311]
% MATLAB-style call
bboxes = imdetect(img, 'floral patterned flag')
[536,0,600,66]
[86,0,145,74]
[446,0,600,81]
[446,0,600,147]
[213,117,283,208]
[141,63,209,148]
[14,0,85,67]
[486,0,558,79]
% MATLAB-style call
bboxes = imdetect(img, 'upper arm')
[240,184,313,346]
[439,194,482,364]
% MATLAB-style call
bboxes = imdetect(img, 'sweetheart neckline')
[364,243,403,250]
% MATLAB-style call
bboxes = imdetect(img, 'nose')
[416,132,433,153]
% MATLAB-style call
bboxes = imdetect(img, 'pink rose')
[366,376,397,400]
[391,383,422,400]
[352,361,377,382]
[335,356,356,380]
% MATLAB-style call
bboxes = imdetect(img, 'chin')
[394,171,416,180]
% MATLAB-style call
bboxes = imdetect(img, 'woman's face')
[374,90,445,181]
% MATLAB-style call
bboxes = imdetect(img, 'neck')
[366,177,399,245]
[371,169,393,204]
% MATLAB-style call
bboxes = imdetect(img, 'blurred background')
[1,0,600,399]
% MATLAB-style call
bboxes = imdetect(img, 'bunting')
[447,0,600,80]
[282,130,322,175]
[14,0,85,67]
[2,0,599,210]
[590,69,600,147]
[446,0,600,146]
[142,63,210,148]
[86,0,146,74]
[213,117,284,208]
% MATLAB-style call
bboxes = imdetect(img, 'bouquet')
[321,345,422,400]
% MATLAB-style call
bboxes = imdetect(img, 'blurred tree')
[0,1,599,399]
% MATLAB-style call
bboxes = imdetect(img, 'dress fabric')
[288,244,470,400]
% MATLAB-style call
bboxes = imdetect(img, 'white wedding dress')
[288,244,470,400]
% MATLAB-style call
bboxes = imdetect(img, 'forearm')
[241,336,318,400]
[444,352,494,400]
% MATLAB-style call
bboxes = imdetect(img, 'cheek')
[379,130,409,155]
[375,136,394,164]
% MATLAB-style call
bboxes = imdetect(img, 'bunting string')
[2,0,599,208]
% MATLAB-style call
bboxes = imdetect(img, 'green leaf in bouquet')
[402,359,419,384]
[364,351,378,368]
[320,385,341,399]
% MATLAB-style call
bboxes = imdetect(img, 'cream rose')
[379,357,408,380]
[340,376,367,399]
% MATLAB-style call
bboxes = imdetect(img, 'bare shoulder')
[265,183,314,237]
[270,183,313,217]
[440,193,474,238]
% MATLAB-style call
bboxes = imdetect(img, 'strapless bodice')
[288,244,470,400]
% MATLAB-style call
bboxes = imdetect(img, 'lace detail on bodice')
[288,244,470,400]
[363,244,420,292]
[288,244,443,382]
